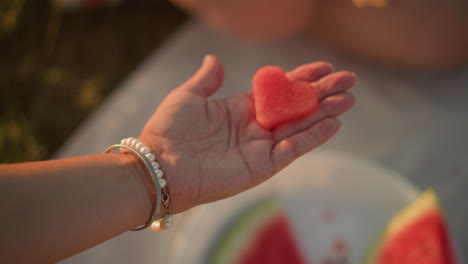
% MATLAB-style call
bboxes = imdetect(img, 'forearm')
[0,153,153,263]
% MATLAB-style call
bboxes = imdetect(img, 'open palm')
[140,55,357,213]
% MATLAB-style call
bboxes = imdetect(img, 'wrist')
[115,151,167,226]
[138,136,185,214]
[107,137,174,231]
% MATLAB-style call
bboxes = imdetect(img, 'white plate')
[170,150,420,264]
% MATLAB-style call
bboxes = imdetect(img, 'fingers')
[287,61,335,83]
[178,55,224,98]
[286,61,357,100]
[315,71,358,100]
[271,118,341,172]
[273,92,355,142]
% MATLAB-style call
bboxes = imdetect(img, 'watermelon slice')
[253,66,319,130]
[365,189,457,264]
[207,197,307,264]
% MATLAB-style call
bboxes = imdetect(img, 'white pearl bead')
[161,220,171,229]
[159,179,167,188]
[120,138,127,145]
[129,139,137,147]
[140,147,150,154]
[150,221,164,232]
[145,153,155,162]
[151,162,159,169]
[155,169,164,179]
[135,139,142,147]
[164,215,174,223]
[135,142,145,149]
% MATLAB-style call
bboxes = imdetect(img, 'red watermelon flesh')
[207,197,307,264]
[237,213,306,264]
[377,209,456,264]
[366,190,457,264]
[253,66,319,130]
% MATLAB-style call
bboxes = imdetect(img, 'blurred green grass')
[0,1,186,163]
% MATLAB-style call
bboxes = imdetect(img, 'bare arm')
[0,153,152,263]
[0,56,357,262]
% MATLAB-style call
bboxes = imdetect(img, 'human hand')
[139,55,357,213]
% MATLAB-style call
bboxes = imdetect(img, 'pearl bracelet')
[105,137,174,232]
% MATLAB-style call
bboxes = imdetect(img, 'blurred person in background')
[172,0,467,71]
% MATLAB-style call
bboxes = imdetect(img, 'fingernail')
[351,72,360,83]
[203,54,212,64]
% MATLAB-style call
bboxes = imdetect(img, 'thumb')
[178,55,224,98]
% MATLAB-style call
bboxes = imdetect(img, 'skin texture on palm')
[140,55,357,213]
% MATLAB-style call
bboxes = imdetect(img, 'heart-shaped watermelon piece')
[253,66,319,130]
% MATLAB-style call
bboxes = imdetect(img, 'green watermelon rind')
[207,196,282,264]
[363,189,442,264]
